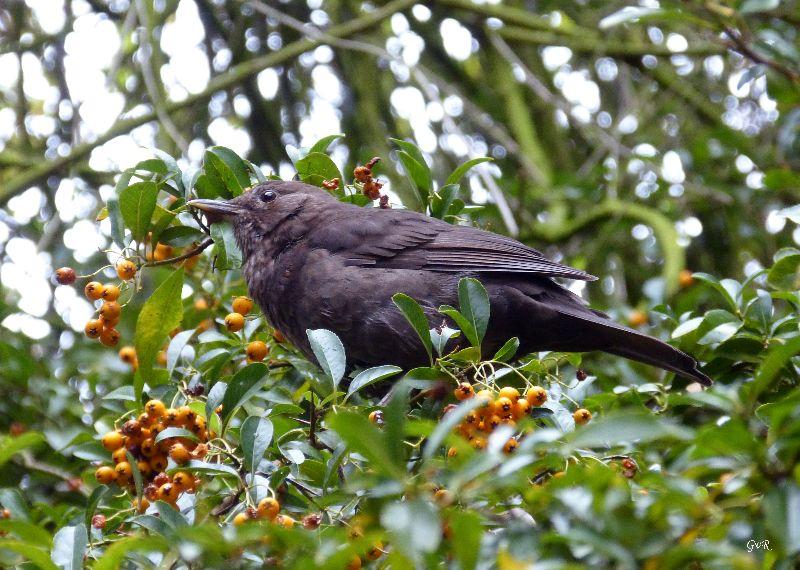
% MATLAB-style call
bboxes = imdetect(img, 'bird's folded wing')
[328,214,595,281]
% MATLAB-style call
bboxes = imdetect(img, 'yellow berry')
[99,328,121,347]
[84,281,105,300]
[101,284,120,301]
[525,387,547,406]
[232,296,253,315]
[116,260,137,281]
[101,431,125,451]
[95,466,117,484]
[246,340,268,361]
[573,408,592,425]
[257,497,280,521]
[118,346,136,364]
[84,319,103,339]
[224,312,244,332]
[454,382,474,401]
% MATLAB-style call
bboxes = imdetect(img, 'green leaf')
[569,412,693,448]
[134,269,184,400]
[106,194,126,248]
[445,157,492,186]
[1,541,57,570]
[309,133,344,154]
[205,381,227,421]
[211,222,243,270]
[493,337,519,362]
[204,150,241,197]
[328,411,404,479]
[208,146,250,192]
[751,335,800,400]
[458,277,490,347]
[241,416,273,474]
[0,488,30,520]
[295,152,342,189]
[155,501,187,528]
[389,138,427,168]
[438,306,477,349]
[166,459,239,478]
[119,181,159,242]
[671,316,704,339]
[392,293,433,364]
[306,329,346,390]
[381,499,441,559]
[94,536,165,570]
[767,250,800,289]
[0,519,52,548]
[50,524,87,570]
[693,273,739,311]
[346,365,402,400]
[0,431,44,468]
[744,289,773,332]
[221,363,269,431]
[154,427,199,444]
[429,184,460,220]
[194,172,227,199]
[158,225,206,247]
[448,510,484,570]
[396,150,432,207]
[84,486,108,532]
[599,6,661,28]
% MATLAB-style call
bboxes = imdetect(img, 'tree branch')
[0,0,417,205]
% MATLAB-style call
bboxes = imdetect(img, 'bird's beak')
[187,199,243,223]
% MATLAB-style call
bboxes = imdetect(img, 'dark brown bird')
[189,180,711,385]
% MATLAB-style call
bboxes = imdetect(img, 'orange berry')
[169,443,191,465]
[84,281,105,300]
[172,471,195,492]
[224,312,244,332]
[175,406,196,426]
[434,488,453,506]
[153,243,173,262]
[447,446,458,458]
[366,542,384,561]
[246,341,268,361]
[101,431,125,451]
[133,497,150,513]
[273,329,286,343]
[140,438,156,458]
[164,408,179,426]
[368,410,383,424]
[145,399,166,418]
[525,387,547,406]
[345,555,362,570]
[95,466,117,484]
[116,260,137,281]
[157,483,180,503]
[257,497,280,520]
[513,398,531,419]
[471,437,486,450]
[118,346,136,364]
[137,460,152,477]
[233,512,251,526]
[498,387,520,401]
[275,514,295,528]
[454,382,474,401]
[111,447,128,464]
[503,437,518,454]
[84,319,103,339]
[194,298,209,311]
[679,269,694,289]
[157,350,167,366]
[629,310,647,327]
[54,267,76,285]
[101,284,120,301]
[99,328,121,347]
[150,456,168,472]
[232,296,253,315]
[114,461,133,483]
[573,408,592,425]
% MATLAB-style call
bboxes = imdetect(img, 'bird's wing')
[314,211,595,281]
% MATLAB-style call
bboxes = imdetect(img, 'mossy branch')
[522,199,685,296]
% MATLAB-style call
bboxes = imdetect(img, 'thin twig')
[142,237,213,267]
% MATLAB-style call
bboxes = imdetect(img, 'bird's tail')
[555,305,712,386]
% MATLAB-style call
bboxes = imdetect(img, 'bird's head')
[188,180,336,258]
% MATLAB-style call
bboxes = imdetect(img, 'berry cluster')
[232,496,292,527]
[81,260,138,348]
[95,399,210,511]
[353,157,388,207]
[445,383,592,456]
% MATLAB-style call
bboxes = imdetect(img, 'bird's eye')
[260,190,277,203]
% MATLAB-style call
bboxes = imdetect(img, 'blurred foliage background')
[1,0,800,567]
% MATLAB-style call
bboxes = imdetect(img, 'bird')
[188,180,711,386]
